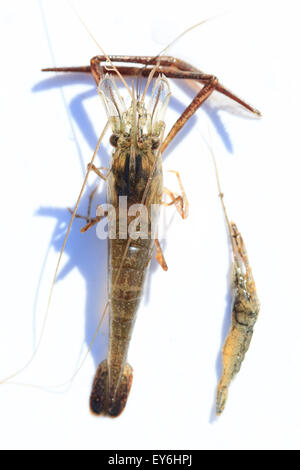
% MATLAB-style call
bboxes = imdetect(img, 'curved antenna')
[203,127,236,256]
[157,15,222,58]
[136,15,223,99]
[210,143,231,234]
[204,128,250,275]
[70,2,133,98]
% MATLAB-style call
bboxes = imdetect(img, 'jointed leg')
[155,170,187,270]
[68,185,97,220]
[88,56,257,141]
[87,164,109,181]
[43,55,261,115]
[162,189,185,217]
[169,170,189,218]
[42,55,261,158]
[69,186,108,233]
[79,208,107,233]
[162,170,189,219]
[88,56,261,116]
[88,58,257,152]
[87,186,98,219]
[160,76,216,153]
[155,239,168,271]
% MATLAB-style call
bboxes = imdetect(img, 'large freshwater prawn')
[80,71,174,417]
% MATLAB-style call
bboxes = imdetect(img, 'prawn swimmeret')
[40,47,261,417]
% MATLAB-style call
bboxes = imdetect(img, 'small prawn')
[211,148,260,416]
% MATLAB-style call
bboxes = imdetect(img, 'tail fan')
[90,360,133,417]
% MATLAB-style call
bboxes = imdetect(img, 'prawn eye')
[151,137,160,150]
[110,134,119,147]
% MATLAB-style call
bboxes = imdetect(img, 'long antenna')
[135,15,223,104]
[70,2,133,97]
[204,128,236,255]
[157,15,223,58]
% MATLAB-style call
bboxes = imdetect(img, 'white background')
[0,0,299,450]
